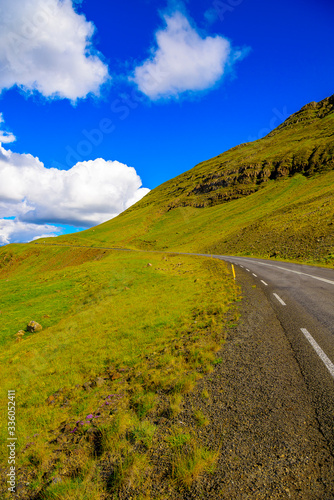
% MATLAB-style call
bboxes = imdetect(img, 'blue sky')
[0,0,333,244]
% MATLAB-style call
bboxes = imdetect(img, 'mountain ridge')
[42,94,334,265]
[117,94,333,215]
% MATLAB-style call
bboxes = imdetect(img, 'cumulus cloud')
[0,0,109,100]
[0,113,16,143]
[0,117,150,245]
[132,11,246,100]
[0,219,60,246]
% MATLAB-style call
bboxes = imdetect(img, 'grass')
[172,443,219,488]
[127,420,156,449]
[40,459,106,500]
[193,409,210,427]
[166,426,219,488]
[167,394,183,417]
[201,389,210,400]
[105,452,150,492]
[0,245,239,498]
[166,428,191,449]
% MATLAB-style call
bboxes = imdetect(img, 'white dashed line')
[240,266,244,268]
[273,293,286,306]
[252,273,257,277]
[246,269,250,272]
[301,329,334,379]
[261,280,268,286]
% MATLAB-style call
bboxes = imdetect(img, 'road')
[217,255,334,454]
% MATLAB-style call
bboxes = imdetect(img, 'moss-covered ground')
[0,246,239,498]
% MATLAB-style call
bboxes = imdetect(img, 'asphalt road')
[218,255,334,455]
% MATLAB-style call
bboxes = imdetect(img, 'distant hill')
[44,94,334,265]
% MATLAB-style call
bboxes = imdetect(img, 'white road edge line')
[236,259,334,286]
[261,280,268,286]
[301,328,334,379]
[252,273,257,277]
[273,293,286,306]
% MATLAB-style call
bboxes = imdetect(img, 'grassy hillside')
[50,95,334,266]
[0,245,239,499]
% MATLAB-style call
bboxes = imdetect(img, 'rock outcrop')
[27,321,43,333]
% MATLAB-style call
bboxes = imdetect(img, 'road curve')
[218,255,334,454]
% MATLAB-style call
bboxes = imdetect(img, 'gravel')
[150,269,334,499]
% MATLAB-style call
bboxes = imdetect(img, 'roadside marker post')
[232,264,236,280]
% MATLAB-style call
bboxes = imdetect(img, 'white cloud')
[0,219,60,245]
[0,0,109,100]
[0,117,150,245]
[0,149,150,226]
[0,113,16,143]
[132,11,245,100]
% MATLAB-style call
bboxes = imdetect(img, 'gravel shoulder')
[161,268,334,499]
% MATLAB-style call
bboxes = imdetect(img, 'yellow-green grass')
[193,409,210,427]
[0,245,238,497]
[172,446,219,487]
[48,171,334,267]
[167,427,219,488]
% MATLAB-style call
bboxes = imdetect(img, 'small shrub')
[128,420,156,449]
[167,394,183,417]
[172,445,219,487]
[130,391,157,419]
[201,389,209,399]
[166,427,191,449]
[99,412,135,453]
[193,409,209,427]
[107,453,149,492]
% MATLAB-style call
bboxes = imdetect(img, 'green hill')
[51,94,334,266]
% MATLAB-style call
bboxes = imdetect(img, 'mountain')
[53,94,334,265]
[1,94,333,499]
